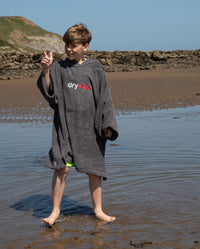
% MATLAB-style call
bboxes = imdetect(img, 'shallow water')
[1,106,200,249]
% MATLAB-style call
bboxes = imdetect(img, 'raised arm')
[41,49,53,91]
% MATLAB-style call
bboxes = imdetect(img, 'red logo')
[68,82,91,91]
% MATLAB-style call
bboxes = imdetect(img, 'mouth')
[67,53,74,60]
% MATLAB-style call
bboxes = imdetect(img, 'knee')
[55,168,70,179]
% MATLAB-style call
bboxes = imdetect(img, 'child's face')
[65,43,89,63]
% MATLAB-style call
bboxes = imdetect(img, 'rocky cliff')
[0,49,200,80]
[0,16,64,53]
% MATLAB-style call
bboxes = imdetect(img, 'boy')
[37,23,118,226]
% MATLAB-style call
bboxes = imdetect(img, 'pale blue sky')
[0,0,200,51]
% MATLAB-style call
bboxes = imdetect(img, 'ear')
[83,43,89,52]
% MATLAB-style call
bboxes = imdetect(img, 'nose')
[65,44,71,52]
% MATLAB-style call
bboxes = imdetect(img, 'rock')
[151,51,167,61]
[0,49,200,79]
[130,240,152,247]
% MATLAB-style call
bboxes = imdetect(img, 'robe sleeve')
[37,69,58,109]
[101,72,118,141]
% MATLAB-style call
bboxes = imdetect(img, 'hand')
[41,49,53,71]
[104,128,113,138]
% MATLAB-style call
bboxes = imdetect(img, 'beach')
[1,67,200,123]
[1,67,200,248]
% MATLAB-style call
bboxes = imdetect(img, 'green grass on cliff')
[0,16,58,50]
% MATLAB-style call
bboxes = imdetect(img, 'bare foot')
[43,210,60,227]
[95,210,116,222]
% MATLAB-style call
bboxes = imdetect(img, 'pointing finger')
[49,51,53,58]
[42,49,47,56]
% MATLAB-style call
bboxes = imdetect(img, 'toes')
[43,217,55,227]
[110,216,116,222]
[95,212,116,222]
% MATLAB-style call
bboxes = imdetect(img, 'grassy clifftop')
[0,16,64,52]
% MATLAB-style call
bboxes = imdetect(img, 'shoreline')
[1,67,200,123]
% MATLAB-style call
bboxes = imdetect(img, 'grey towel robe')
[37,58,118,179]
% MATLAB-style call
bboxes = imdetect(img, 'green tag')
[66,162,75,167]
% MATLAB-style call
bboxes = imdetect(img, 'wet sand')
[1,67,200,123]
[107,67,200,112]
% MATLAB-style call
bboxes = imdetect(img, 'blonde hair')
[63,23,92,45]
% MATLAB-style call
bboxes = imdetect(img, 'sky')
[0,0,200,52]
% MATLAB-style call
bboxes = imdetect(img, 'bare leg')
[88,174,116,222]
[43,167,70,226]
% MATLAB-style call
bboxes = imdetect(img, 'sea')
[0,106,200,249]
